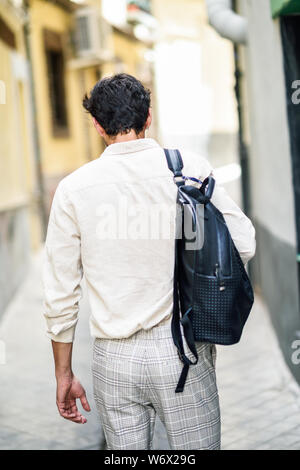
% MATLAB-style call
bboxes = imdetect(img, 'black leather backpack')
[164,149,254,393]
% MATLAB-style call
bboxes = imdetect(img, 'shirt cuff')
[46,325,76,343]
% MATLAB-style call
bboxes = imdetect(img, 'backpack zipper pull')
[215,263,226,291]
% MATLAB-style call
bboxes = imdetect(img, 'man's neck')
[105,129,146,146]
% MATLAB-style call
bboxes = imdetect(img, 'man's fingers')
[59,409,76,419]
[57,402,76,418]
[65,412,87,424]
[67,414,86,424]
[60,410,76,419]
[55,379,89,424]
[58,408,86,423]
[63,414,85,423]
[57,401,87,423]
[80,393,91,412]
[70,402,79,415]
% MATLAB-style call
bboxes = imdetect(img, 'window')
[0,15,16,49]
[44,29,68,136]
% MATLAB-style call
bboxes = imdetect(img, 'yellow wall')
[30,0,84,177]
[110,29,149,78]
[0,5,28,210]
[0,3,42,249]
[1,0,159,209]
[29,0,103,183]
[0,0,158,253]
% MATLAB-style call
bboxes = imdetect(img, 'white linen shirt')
[43,138,256,343]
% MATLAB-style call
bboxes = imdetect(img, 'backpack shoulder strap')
[164,149,184,186]
[164,148,199,393]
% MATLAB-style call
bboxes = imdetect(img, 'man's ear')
[145,108,152,130]
[92,117,106,137]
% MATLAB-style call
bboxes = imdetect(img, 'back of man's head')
[83,73,151,137]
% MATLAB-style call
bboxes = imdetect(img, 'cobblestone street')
[0,250,300,450]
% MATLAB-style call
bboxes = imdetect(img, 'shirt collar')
[101,138,161,157]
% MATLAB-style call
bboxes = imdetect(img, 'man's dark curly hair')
[82,73,151,136]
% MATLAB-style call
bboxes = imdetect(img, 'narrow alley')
[0,251,300,450]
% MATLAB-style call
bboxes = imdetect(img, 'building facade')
[207,0,300,381]
[152,0,241,204]
[0,0,157,317]
[0,0,42,316]
[28,0,111,214]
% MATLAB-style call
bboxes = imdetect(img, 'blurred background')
[1,0,300,450]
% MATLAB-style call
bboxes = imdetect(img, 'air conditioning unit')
[74,7,112,59]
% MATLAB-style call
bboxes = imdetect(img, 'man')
[43,73,256,450]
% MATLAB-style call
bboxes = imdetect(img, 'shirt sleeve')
[199,157,256,265]
[42,181,83,343]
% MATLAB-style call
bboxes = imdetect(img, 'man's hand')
[56,374,91,424]
[51,340,91,423]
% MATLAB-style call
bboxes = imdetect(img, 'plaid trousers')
[92,315,221,450]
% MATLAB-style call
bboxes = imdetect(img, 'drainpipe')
[205,0,251,217]
[205,0,253,283]
[233,39,251,217]
[205,0,248,44]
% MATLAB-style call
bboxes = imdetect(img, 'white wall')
[152,0,241,203]
[239,0,297,247]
